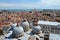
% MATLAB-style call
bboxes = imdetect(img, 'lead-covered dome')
[29,21,33,28]
[21,20,29,32]
[22,21,29,27]
[11,23,17,27]
[32,25,41,34]
[13,26,24,35]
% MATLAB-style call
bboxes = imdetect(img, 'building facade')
[38,21,60,34]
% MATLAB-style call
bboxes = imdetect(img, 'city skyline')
[0,0,60,9]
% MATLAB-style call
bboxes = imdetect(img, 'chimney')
[44,31,50,40]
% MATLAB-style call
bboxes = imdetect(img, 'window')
[51,27,54,30]
[58,28,60,30]
[43,26,45,28]
[55,27,57,30]
[47,27,49,29]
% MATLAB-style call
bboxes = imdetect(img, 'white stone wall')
[39,24,60,34]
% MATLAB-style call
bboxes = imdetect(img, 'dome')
[13,26,24,35]
[22,21,29,27]
[11,23,17,30]
[32,25,41,34]
[11,23,17,27]
[21,21,29,32]
[29,21,33,28]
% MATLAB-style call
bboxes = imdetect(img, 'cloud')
[0,0,60,9]
[41,0,60,5]
[37,0,60,9]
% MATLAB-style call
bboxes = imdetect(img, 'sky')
[0,0,60,9]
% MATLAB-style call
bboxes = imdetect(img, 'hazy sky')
[0,0,60,9]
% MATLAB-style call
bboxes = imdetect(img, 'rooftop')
[38,20,60,26]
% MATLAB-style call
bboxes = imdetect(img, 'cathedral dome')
[21,20,29,32]
[29,21,33,28]
[11,23,17,27]
[11,23,17,30]
[22,21,29,27]
[32,25,41,34]
[13,26,24,35]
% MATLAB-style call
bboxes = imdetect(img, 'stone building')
[38,20,60,34]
